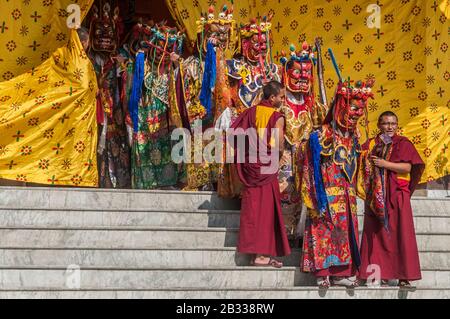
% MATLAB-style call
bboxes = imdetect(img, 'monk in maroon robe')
[359,111,425,288]
[230,81,291,267]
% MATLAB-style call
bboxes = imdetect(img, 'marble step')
[0,248,449,270]
[0,227,237,249]
[0,288,448,299]
[1,187,448,214]
[1,209,449,234]
[0,268,448,289]
[0,228,449,251]
[0,187,240,211]
[0,209,241,229]
[0,267,299,290]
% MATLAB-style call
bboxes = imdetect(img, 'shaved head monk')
[359,111,425,288]
[230,81,291,267]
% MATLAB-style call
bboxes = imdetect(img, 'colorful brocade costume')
[217,15,281,198]
[179,5,236,191]
[301,80,374,276]
[128,24,185,189]
[226,58,280,110]
[89,3,131,188]
[278,41,328,242]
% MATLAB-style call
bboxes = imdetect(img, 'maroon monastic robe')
[231,102,291,257]
[359,135,425,281]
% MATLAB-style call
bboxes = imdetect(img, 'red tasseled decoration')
[302,41,308,50]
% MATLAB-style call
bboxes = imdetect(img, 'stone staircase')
[0,186,449,299]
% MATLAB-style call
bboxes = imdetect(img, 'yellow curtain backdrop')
[0,25,98,185]
[0,0,93,81]
[167,0,449,183]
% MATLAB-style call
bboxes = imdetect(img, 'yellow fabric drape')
[0,0,93,81]
[0,29,98,187]
[167,0,449,183]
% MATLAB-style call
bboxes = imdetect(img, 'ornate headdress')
[89,2,120,53]
[124,21,153,55]
[238,14,273,63]
[323,79,375,131]
[239,15,272,39]
[334,80,375,101]
[323,49,375,132]
[280,42,315,65]
[280,42,315,93]
[148,23,185,55]
[196,4,236,54]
